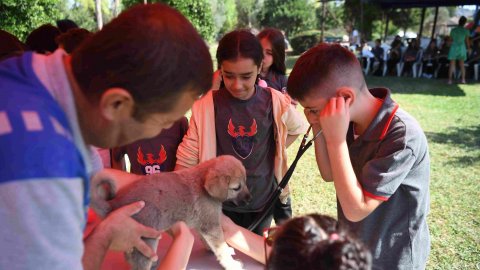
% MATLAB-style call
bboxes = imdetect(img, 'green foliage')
[0,0,60,41]
[290,30,321,55]
[343,0,383,41]
[260,0,317,38]
[316,2,345,34]
[235,0,263,29]
[57,0,113,32]
[211,0,237,40]
[123,0,215,42]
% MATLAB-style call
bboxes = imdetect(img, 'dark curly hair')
[267,214,371,270]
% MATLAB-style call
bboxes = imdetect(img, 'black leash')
[247,126,323,231]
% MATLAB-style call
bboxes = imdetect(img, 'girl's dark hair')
[71,3,212,121]
[459,16,467,26]
[267,214,371,270]
[257,28,286,75]
[216,29,263,69]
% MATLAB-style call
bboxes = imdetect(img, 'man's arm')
[83,201,161,270]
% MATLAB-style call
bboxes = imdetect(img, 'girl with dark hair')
[222,213,372,269]
[175,29,308,235]
[257,28,287,93]
[257,28,295,226]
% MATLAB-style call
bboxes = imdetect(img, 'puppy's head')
[203,155,251,205]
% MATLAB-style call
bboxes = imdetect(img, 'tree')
[0,0,60,41]
[123,0,215,42]
[235,0,263,29]
[260,0,317,38]
[211,0,238,39]
[343,0,383,41]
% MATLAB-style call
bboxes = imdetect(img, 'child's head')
[287,43,366,118]
[267,214,371,270]
[257,28,286,75]
[216,29,263,100]
[459,16,467,27]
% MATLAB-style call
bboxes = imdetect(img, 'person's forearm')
[174,164,188,171]
[158,233,194,270]
[285,134,298,148]
[223,223,267,264]
[83,224,111,270]
[326,141,370,222]
[313,126,333,182]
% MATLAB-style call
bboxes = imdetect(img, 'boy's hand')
[320,96,351,145]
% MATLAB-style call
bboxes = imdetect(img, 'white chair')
[382,46,389,76]
[412,49,424,78]
[396,47,407,77]
[474,63,479,81]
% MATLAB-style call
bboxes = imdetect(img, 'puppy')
[90,155,251,270]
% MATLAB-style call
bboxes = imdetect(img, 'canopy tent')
[368,0,479,41]
[370,0,479,8]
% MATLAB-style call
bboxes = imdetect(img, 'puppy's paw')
[219,255,244,270]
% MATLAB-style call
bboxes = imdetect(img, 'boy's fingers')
[135,240,158,262]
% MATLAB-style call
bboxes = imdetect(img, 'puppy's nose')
[243,192,252,203]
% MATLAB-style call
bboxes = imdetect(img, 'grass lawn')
[285,73,480,269]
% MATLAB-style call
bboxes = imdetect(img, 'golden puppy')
[90,155,251,270]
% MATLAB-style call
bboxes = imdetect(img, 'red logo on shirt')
[228,119,257,159]
[137,146,167,175]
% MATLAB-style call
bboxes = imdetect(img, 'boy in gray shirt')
[287,43,430,269]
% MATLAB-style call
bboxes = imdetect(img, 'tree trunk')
[95,0,103,30]
[112,0,121,17]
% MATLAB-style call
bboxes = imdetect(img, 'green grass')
[284,63,480,268]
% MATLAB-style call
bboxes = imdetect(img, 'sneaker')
[447,80,452,85]
[460,80,466,84]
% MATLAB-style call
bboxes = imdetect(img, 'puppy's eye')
[232,185,241,191]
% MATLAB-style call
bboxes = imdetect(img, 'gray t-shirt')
[213,86,276,212]
[341,88,430,270]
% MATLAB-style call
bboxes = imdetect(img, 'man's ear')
[336,87,355,105]
[99,88,134,121]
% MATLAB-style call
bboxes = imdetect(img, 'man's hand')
[99,201,162,261]
[320,96,352,145]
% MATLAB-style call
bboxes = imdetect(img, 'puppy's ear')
[204,168,230,201]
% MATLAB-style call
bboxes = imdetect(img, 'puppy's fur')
[90,155,251,270]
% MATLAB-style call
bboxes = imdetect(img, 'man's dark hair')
[216,29,263,69]
[287,43,364,101]
[257,28,287,75]
[71,3,213,121]
[56,19,79,33]
[26,24,61,54]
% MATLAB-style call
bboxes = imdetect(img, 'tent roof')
[370,0,479,8]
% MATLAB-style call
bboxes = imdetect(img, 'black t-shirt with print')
[260,70,288,93]
[213,85,276,212]
[112,117,188,175]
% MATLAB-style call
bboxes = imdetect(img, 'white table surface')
[85,215,263,270]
